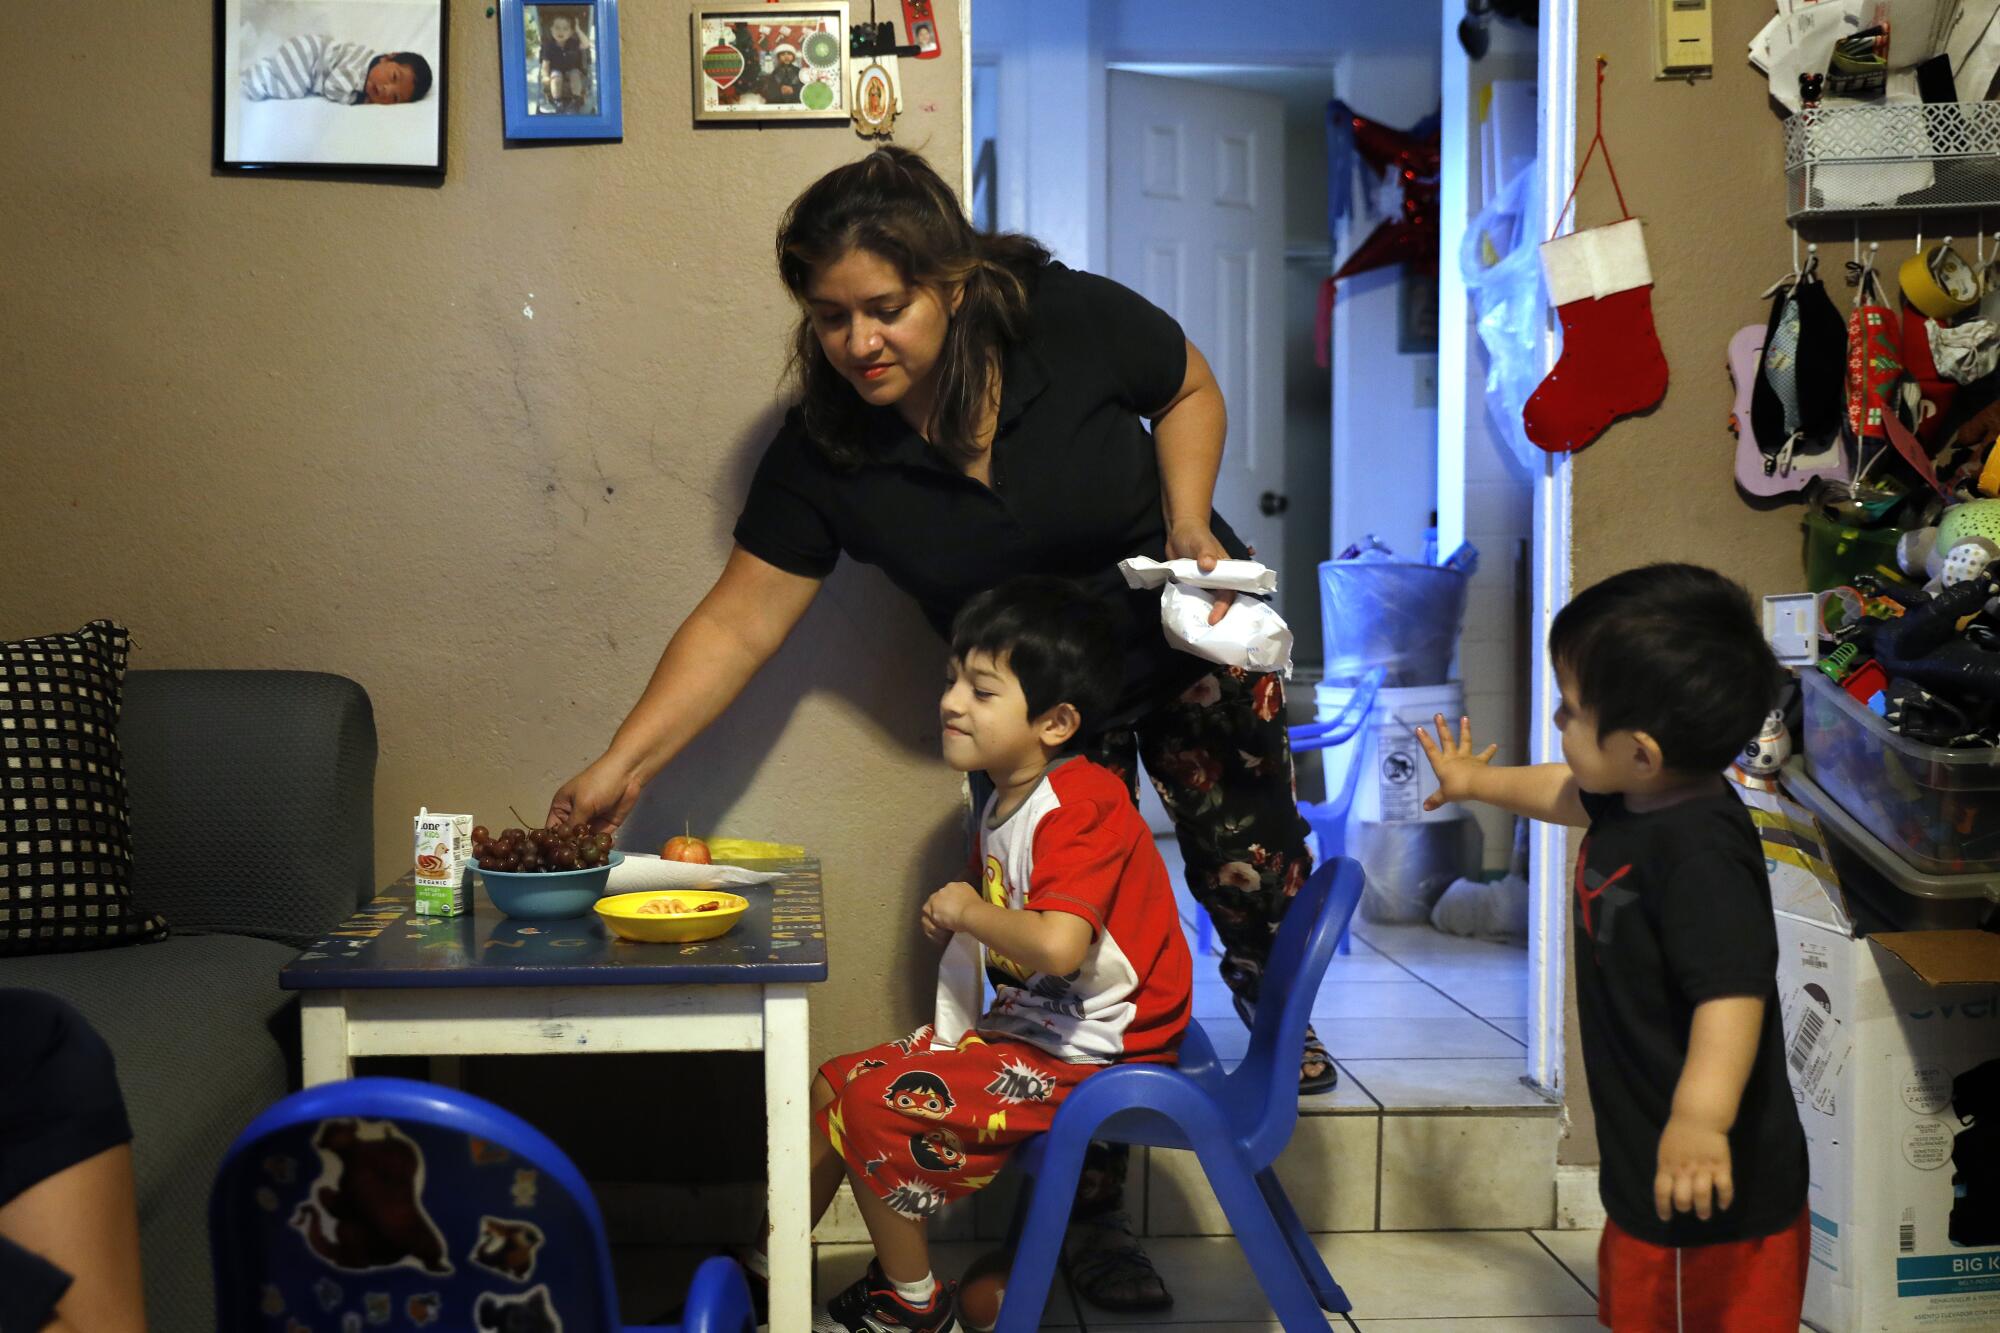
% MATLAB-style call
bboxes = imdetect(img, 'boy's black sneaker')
[813,1261,960,1333]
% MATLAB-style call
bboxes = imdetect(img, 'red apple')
[661,835,711,864]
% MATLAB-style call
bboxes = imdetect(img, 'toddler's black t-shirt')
[1574,781,1808,1247]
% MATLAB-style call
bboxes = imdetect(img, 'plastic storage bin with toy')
[1800,666,2000,875]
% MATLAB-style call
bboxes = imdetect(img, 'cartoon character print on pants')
[986,1055,1057,1105]
[821,1035,1095,1222]
[289,1119,453,1275]
[883,1069,956,1121]
[475,1283,562,1333]
[470,1216,546,1282]
[910,1126,967,1173]
[1087,668,1311,1002]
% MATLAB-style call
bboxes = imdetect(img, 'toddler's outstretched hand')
[922,880,980,945]
[1414,714,1498,812]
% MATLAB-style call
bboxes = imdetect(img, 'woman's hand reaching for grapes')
[546,754,645,835]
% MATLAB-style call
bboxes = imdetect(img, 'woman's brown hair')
[775,146,1049,468]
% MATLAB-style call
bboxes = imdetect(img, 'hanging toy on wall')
[1522,58,1667,454]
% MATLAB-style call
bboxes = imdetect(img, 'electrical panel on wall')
[1654,0,1713,79]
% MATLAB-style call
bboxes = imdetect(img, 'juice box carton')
[413,808,472,916]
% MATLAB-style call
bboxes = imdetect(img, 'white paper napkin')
[1118,556,1294,677]
[933,932,986,1049]
[604,853,783,893]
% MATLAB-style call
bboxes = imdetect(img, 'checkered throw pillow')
[0,621,167,955]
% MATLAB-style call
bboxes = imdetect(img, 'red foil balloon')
[1316,104,1440,367]
[1331,105,1441,284]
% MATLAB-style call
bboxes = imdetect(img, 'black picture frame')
[215,0,448,175]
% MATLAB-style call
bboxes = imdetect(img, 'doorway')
[970,3,1557,1111]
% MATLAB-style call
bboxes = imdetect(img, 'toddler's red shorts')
[1596,1205,1810,1331]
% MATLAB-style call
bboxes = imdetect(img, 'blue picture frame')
[499,0,622,141]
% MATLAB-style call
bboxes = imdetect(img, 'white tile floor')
[1163,837,1543,1113]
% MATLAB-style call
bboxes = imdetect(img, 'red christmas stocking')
[1523,218,1669,453]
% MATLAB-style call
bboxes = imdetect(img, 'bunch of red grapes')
[472,822,614,873]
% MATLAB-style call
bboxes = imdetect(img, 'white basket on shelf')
[1785,101,2000,219]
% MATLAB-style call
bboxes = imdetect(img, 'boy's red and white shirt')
[964,758,1192,1065]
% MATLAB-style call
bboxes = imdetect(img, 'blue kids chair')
[209,1076,755,1333]
[1192,667,1383,961]
[993,856,1368,1333]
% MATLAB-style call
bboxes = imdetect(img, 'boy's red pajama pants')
[1596,1206,1811,1331]
[815,1025,1103,1220]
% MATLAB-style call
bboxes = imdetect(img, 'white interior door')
[1108,71,1287,576]
[1109,71,1285,836]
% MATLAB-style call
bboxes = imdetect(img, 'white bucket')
[1314,680,1466,825]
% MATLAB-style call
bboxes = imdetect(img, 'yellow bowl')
[595,890,749,943]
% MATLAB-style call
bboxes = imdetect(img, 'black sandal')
[1234,992,1339,1094]
[1062,1210,1173,1313]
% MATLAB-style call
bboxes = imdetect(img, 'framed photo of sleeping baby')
[692,3,851,124]
[215,0,448,174]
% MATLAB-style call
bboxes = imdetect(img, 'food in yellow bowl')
[595,890,748,943]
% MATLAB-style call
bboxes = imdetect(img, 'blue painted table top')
[281,859,827,989]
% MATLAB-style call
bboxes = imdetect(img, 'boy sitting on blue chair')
[788,577,1195,1333]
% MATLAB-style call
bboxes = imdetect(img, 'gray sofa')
[0,670,375,1332]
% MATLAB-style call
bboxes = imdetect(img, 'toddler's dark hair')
[950,577,1121,749]
[370,51,434,101]
[1549,563,1779,773]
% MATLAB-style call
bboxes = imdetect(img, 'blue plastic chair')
[993,857,1367,1333]
[210,1076,755,1333]
[1192,668,1382,961]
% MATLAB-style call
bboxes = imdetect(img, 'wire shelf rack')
[1786,101,2000,220]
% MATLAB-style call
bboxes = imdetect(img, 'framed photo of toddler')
[215,0,448,174]
[692,3,850,124]
[499,0,623,140]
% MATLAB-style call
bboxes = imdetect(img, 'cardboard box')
[1746,781,2000,1331]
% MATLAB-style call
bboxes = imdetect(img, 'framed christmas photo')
[692,2,850,124]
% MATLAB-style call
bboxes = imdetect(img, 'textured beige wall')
[0,2,966,1067]
[1556,7,1928,1169]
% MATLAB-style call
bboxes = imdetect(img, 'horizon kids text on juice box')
[413,808,472,916]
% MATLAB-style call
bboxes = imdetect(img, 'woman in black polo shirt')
[547,147,1324,1311]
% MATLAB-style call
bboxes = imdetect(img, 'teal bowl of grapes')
[475,852,625,921]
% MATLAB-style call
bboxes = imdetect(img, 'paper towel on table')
[604,853,783,893]
[1118,556,1293,677]
[933,932,985,1049]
